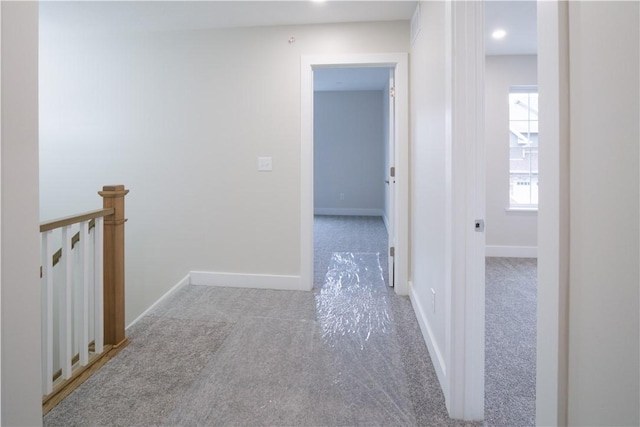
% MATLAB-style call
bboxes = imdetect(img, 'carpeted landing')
[44,216,535,426]
[485,257,537,427]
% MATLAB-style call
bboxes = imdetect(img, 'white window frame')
[508,85,539,211]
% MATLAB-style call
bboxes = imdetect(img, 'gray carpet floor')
[44,216,534,426]
[485,257,537,427]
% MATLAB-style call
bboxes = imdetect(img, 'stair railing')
[40,185,129,413]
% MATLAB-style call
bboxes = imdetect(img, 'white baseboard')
[190,271,304,291]
[485,245,537,258]
[382,213,390,233]
[408,282,449,397]
[126,274,190,330]
[314,208,384,217]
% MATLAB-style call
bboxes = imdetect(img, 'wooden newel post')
[99,185,129,347]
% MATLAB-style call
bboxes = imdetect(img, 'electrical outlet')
[339,193,345,200]
[431,288,436,313]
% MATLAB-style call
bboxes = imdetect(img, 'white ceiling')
[40,1,536,91]
[42,1,535,55]
[485,1,537,55]
[313,1,537,92]
[40,1,417,34]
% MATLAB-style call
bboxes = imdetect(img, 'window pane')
[509,174,538,206]
[509,93,532,120]
[527,93,538,115]
[509,146,524,160]
[508,88,538,208]
[510,148,538,171]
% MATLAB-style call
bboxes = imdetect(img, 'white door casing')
[536,1,570,424]
[0,5,3,423]
[300,53,409,295]
[387,68,396,288]
[447,0,486,420]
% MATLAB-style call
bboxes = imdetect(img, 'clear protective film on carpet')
[316,252,391,347]
[315,252,414,425]
[166,252,415,426]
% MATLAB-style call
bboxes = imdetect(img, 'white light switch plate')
[258,157,272,171]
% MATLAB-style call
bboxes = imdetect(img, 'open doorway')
[312,66,394,288]
[484,1,538,425]
[299,53,409,296]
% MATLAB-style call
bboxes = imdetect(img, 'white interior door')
[387,68,396,287]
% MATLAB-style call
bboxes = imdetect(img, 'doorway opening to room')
[312,66,394,291]
[300,53,409,296]
[483,2,538,426]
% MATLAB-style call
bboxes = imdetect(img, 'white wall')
[566,2,639,424]
[313,90,385,216]
[39,17,409,324]
[408,0,450,400]
[485,55,537,257]
[410,2,485,419]
[1,2,43,425]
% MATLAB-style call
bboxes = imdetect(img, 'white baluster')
[94,217,104,355]
[60,226,73,380]
[41,231,54,395]
[79,221,90,366]
[88,225,95,350]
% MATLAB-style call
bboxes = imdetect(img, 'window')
[509,86,538,209]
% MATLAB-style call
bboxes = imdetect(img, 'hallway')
[44,216,462,426]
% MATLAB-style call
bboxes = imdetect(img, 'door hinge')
[390,246,395,257]
[390,166,395,178]
[389,87,395,98]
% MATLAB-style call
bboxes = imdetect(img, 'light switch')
[258,157,272,172]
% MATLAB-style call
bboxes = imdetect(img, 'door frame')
[535,1,570,424]
[447,0,485,420]
[300,53,409,295]
[386,67,396,288]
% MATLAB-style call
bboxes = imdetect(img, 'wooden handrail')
[39,213,113,278]
[40,185,130,415]
[40,208,114,233]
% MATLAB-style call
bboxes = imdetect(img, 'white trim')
[300,55,314,293]
[190,271,302,291]
[126,274,190,329]
[486,245,537,258]
[409,282,448,388]
[0,3,3,421]
[301,52,409,296]
[536,1,570,425]
[510,84,538,93]
[448,0,485,420]
[382,213,390,234]
[505,207,538,214]
[314,208,384,217]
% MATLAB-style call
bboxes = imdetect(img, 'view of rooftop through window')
[509,87,538,208]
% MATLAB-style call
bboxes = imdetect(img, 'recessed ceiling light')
[492,29,507,40]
